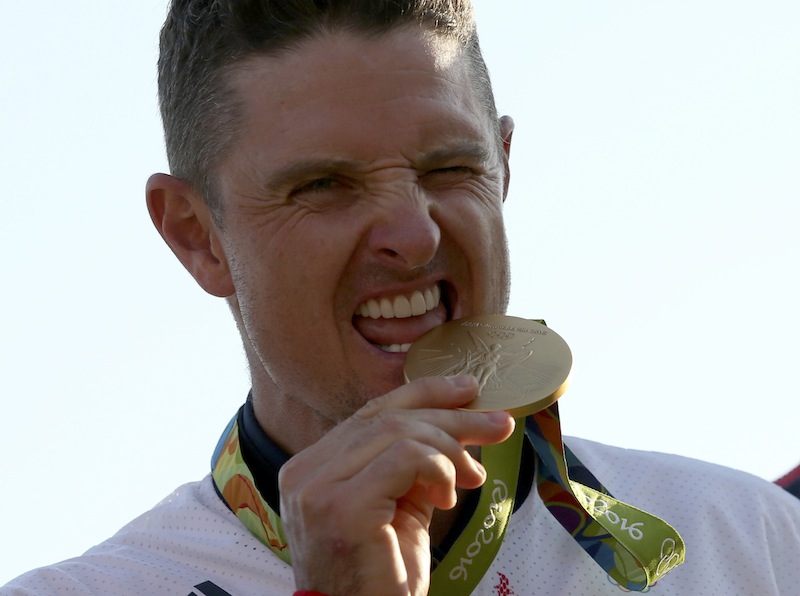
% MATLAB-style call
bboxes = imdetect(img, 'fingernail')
[446,374,475,388]
[486,410,512,426]
[473,459,487,479]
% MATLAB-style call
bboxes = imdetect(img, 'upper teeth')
[357,284,441,319]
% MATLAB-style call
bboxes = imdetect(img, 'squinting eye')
[431,166,472,175]
[422,166,475,183]
[290,177,342,197]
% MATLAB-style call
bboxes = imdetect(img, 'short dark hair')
[157,0,498,217]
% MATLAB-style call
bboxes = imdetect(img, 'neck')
[250,383,338,456]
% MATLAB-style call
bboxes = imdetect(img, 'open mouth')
[353,282,450,353]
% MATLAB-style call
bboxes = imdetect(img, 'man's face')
[213,28,512,441]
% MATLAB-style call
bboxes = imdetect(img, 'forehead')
[220,28,497,176]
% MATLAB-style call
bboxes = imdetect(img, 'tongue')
[354,303,447,346]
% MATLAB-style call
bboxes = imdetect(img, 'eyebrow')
[262,158,364,194]
[415,141,496,171]
[261,141,496,194]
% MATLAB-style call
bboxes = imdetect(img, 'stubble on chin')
[287,375,384,436]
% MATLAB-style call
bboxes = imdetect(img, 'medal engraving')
[404,315,572,416]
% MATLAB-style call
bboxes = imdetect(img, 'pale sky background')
[1,0,798,584]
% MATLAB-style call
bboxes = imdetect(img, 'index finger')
[356,374,480,419]
[353,374,515,446]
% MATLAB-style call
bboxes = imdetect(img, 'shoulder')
[564,435,795,505]
[562,436,800,593]
[1,476,293,596]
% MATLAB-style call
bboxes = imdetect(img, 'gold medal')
[404,315,572,417]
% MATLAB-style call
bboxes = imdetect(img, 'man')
[4,1,800,594]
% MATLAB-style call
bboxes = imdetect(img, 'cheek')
[257,219,366,328]
[447,198,510,305]
[443,194,506,252]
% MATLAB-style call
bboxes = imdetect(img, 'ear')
[146,173,235,297]
[499,115,514,201]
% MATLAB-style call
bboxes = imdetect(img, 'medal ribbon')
[211,405,684,594]
[211,415,291,563]
[428,418,525,595]
[527,403,686,589]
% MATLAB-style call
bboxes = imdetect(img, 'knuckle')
[454,408,485,428]
[390,437,422,460]
[296,483,333,516]
[372,409,406,434]
[277,459,303,492]
[353,392,391,420]
[416,375,448,393]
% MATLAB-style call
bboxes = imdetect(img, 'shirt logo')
[188,581,233,596]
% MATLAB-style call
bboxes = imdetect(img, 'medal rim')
[404,315,572,416]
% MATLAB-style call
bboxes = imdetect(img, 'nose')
[365,187,441,271]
